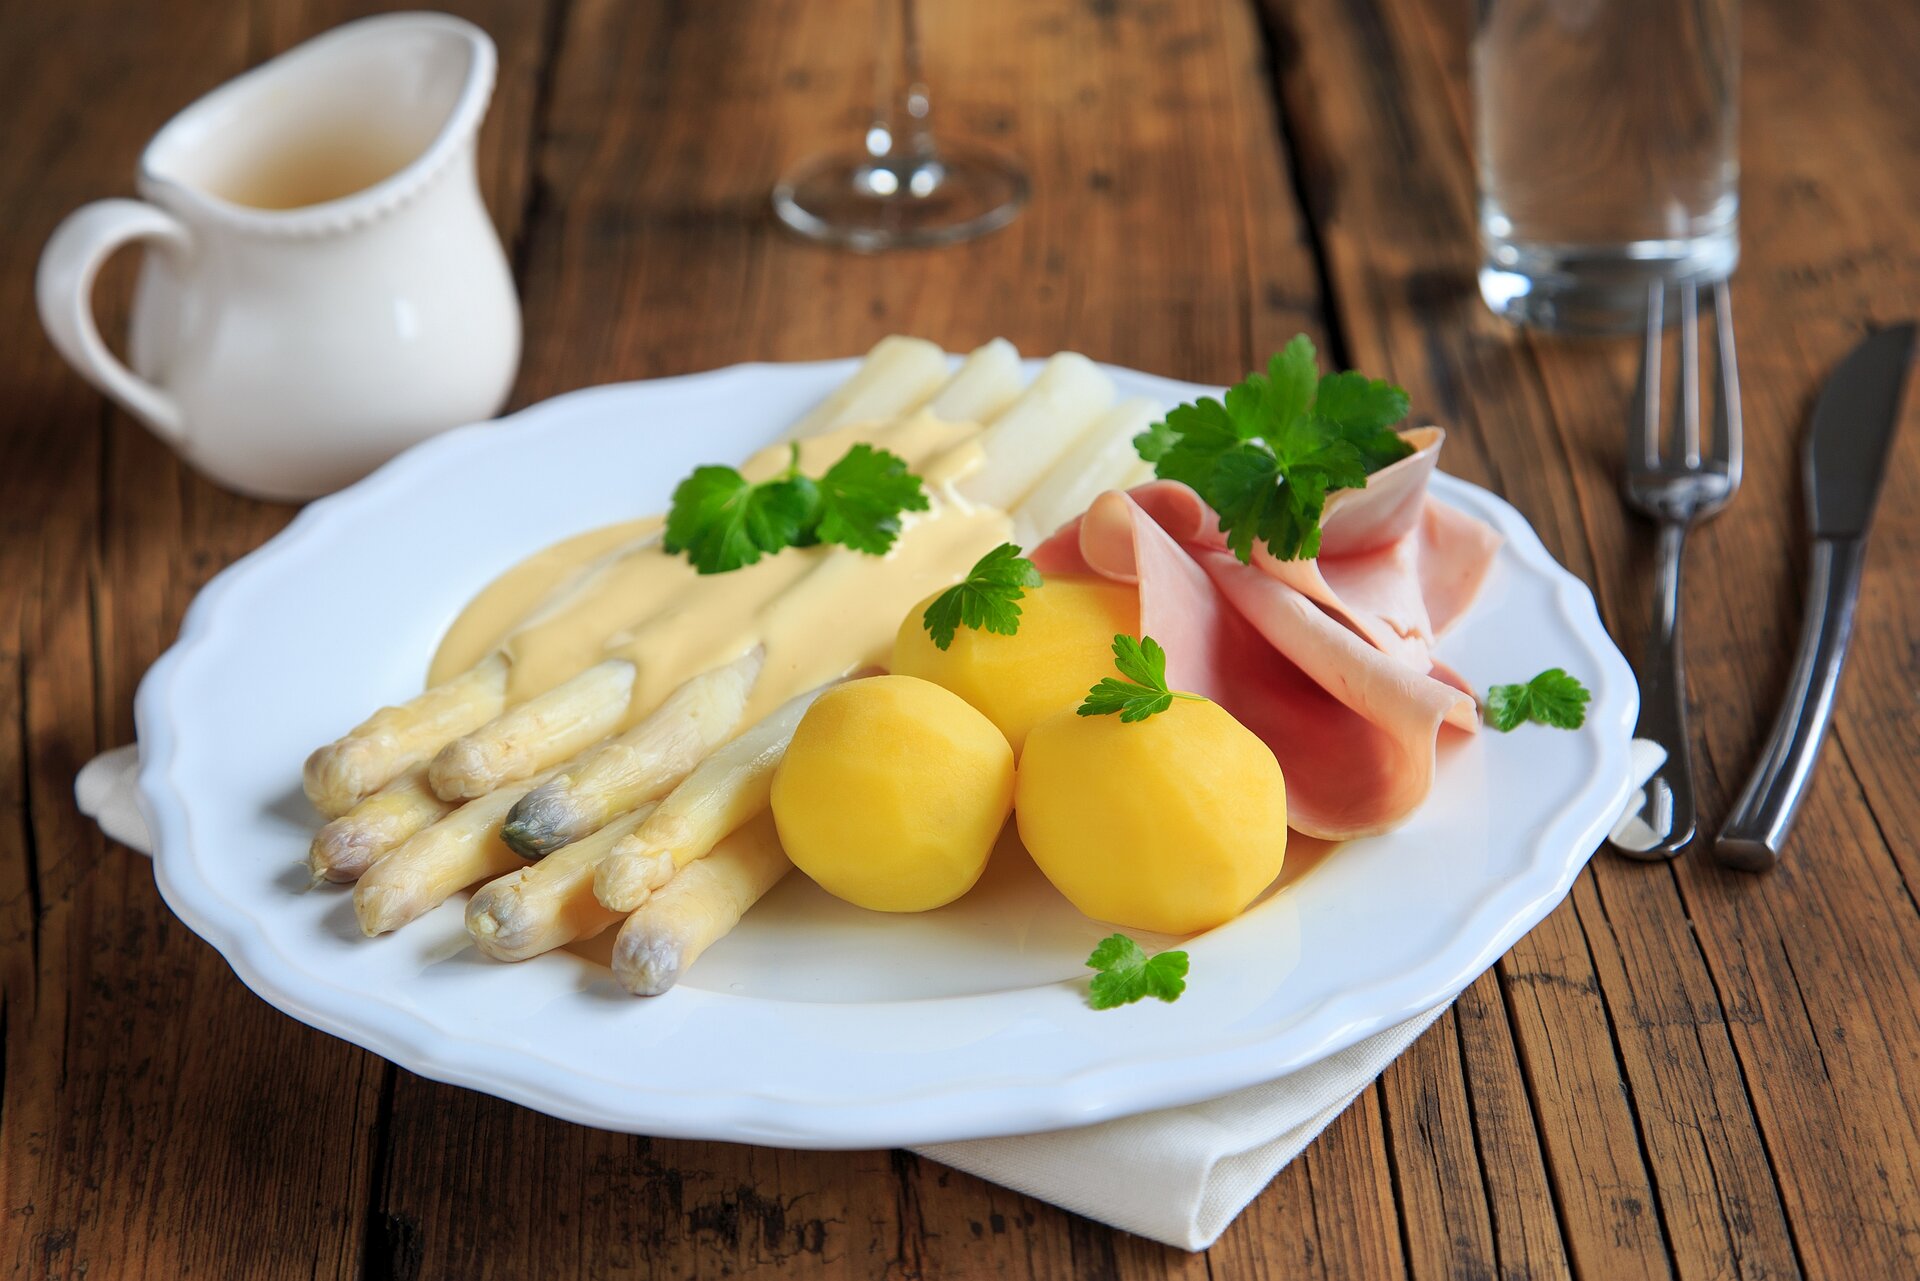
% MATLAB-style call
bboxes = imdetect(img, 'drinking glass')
[1473,0,1739,332]
[773,0,1028,251]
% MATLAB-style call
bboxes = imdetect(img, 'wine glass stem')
[871,0,934,163]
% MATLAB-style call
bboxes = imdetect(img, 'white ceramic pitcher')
[37,12,521,500]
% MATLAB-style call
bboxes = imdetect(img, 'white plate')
[136,358,1636,1148]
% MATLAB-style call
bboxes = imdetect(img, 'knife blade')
[1715,323,1915,871]
[1807,324,1916,536]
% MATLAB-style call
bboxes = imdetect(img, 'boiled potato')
[1016,699,1287,934]
[892,575,1137,754]
[771,676,1014,912]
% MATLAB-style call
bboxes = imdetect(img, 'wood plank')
[1724,0,1920,906]
[509,0,1327,398]
[1534,0,1920,1272]
[1500,896,1675,1281]
[1375,1007,1504,1280]
[1452,971,1573,1280]
[1673,784,1920,1280]
[0,2,553,1278]
[1255,1,1850,1279]
[0,2,364,1274]
[1269,1,1920,1280]
[368,1092,904,1279]
[1574,869,1801,1280]
[1210,1084,1409,1279]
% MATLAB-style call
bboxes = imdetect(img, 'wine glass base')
[773,144,1029,251]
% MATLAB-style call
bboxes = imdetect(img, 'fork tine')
[1633,281,1665,470]
[1678,281,1702,468]
[1709,283,1742,484]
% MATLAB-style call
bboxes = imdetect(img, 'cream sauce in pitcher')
[36,13,521,499]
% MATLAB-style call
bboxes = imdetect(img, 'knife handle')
[1715,536,1868,871]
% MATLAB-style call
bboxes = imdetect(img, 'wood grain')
[0,4,369,1277]
[0,3,550,1279]
[1269,3,1920,1281]
[1,0,1916,1275]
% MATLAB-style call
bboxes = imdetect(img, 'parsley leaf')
[1134,396,1242,496]
[1086,933,1189,1009]
[1265,332,1320,427]
[921,543,1043,650]
[815,443,930,555]
[1132,416,1179,463]
[1133,335,1415,562]
[1313,370,1413,467]
[663,442,928,573]
[1485,668,1591,731]
[662,447,822,574]
[1077,634,1204,723]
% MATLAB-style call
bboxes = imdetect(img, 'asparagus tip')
[500,784,581,860]
[617,937,682,997]
[354,886,402,937]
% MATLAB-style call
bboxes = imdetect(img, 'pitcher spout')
[137,12,497,236]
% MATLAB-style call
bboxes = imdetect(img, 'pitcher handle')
[37,199,193,444]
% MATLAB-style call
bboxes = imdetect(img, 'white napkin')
[76,739,1661,1251]
[76,745,148,852]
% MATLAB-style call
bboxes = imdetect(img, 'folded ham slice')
[1031,429,1501,840]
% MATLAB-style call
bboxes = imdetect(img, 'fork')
[1611,280,1743,860]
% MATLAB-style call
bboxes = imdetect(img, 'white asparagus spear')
[427,659,637,801]
[785,336,950,440]
[303,654,510,817]
[611,812,790,996]
[466,804,656,961]
[353,767,560,936]
[593,683,832,911]
[1012,397,1161,547]
[959,352,1115,511]
[928,338,1024,425]
[307,766,454,884]
[305,345,984,818]
[500,649,762,858]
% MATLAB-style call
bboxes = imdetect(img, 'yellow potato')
[892,575,1138,754]
[1016,699,1287,934]
[771,676,1015,912]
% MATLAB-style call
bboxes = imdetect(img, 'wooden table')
[5,0,1916,1275]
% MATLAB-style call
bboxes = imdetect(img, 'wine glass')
[773,0,1029,251]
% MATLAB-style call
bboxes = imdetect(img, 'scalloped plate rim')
[133,356,1637,1148]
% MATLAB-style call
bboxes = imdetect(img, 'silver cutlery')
[1716,323,1915,870]
[1611,281,1742,860]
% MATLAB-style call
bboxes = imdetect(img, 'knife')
[1715,323,1916,871]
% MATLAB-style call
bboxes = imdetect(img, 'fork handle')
[1619,520,1698,860]
[1715,537,1868,871]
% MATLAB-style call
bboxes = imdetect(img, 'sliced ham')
[1032,429,1499,840]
